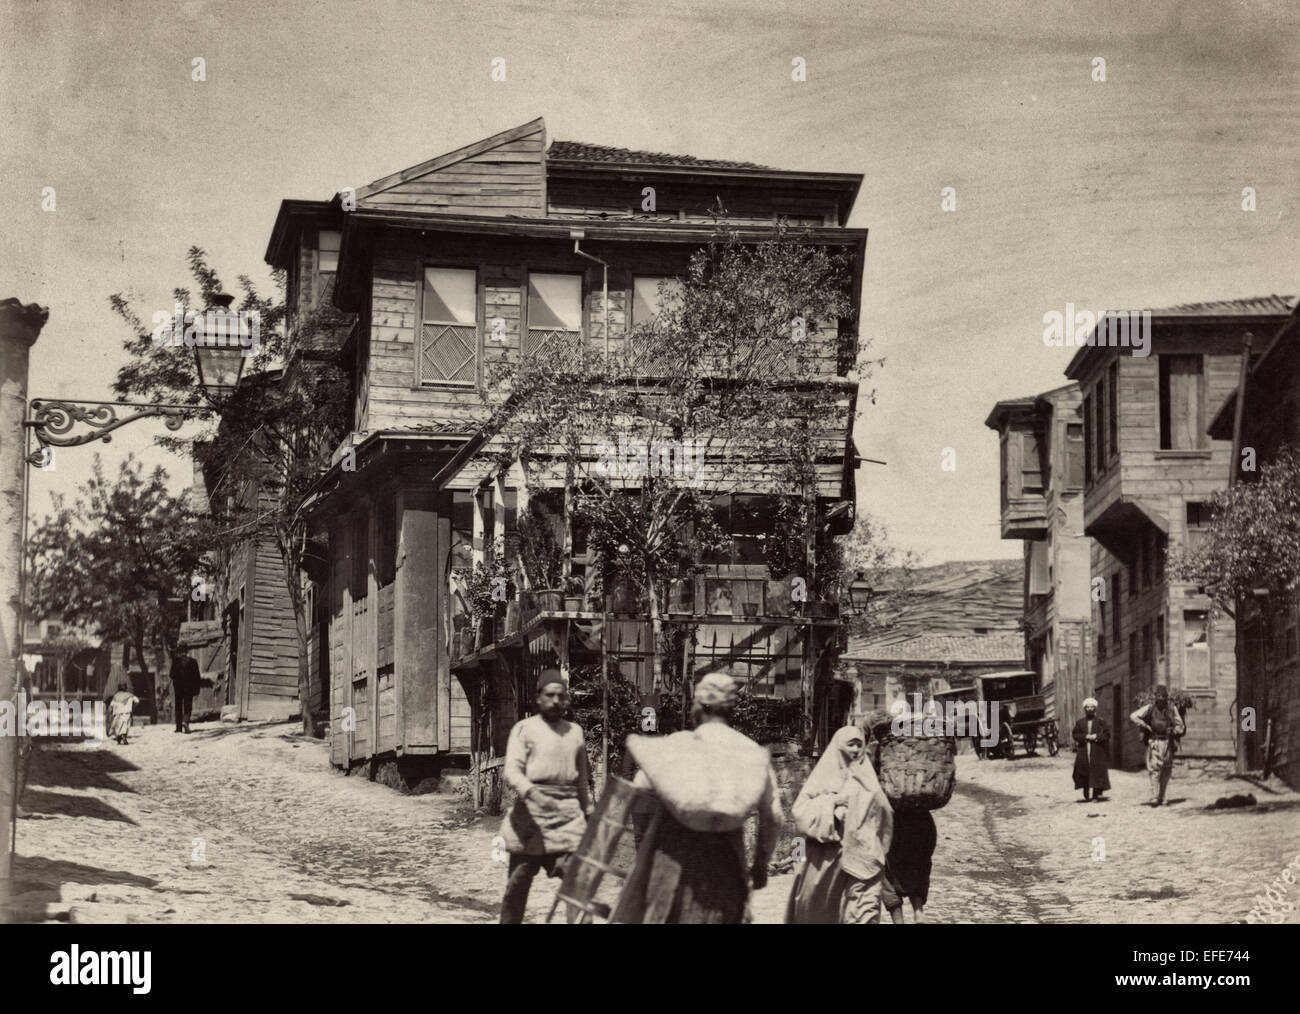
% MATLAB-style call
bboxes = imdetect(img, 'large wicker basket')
[877,734,956,811]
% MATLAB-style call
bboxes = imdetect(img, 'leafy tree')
[109,247,352,731]
[27,456,212,710]
[483,220,866,695]
[1173,446,1300,609]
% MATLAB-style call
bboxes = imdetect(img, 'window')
[1098,598,1107,659]
[420,267,478,386]
[1107,360,1119,460]
[319,230,341,274]
[1111,574,1121,645]
[526,273,583,357]
[1020,431,1044,494]
[1157,612,1165,659]
[1159,354,1205,449]
[1186,502,1211,554]
[632,276,683,324]
[1095,375,1106,467]
[1142,622,1153,685]
[1065,422,1084,489]
[1082,396,1093,484]
[1028,540,1049,596]
[1184,610,1210,687]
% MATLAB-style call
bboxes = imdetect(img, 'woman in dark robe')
[1071,697,1111,800]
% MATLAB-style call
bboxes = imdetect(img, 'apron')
[499,782,586,856]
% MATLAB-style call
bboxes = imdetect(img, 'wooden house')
[1064,297,1294,765]
[1206,297,1300,786]
[276,117,867,776]
[985,383,1095,742]
[839,560,1025,719]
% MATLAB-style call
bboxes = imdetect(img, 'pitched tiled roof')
[842,631,1024,663]
[1147,295,1296,317]
[547,140,770,170]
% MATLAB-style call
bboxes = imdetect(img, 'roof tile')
[547,140,770,171]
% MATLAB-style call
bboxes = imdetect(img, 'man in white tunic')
[498,670,593,922]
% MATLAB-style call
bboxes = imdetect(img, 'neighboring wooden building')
[839,560,1024,719]
[1206,297,1300,788]
[986,383,1095,747]
[279,117,866,774]
[1065,297,1295,765]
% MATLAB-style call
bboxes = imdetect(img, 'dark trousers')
[499,852,567,924]
[174,692,194,731]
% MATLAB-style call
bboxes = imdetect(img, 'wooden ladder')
[546,776,662,924]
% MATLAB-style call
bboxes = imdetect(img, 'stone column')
[0,299,47,894]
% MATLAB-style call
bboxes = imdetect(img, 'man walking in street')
[1072,697,1111,801]
[1130,685,1185,806]
[620,672,784,923]
[168,646,201,734]
[498,670,593,923]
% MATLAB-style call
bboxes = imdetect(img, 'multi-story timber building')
[1064,298,1295,767]
[1206,297,1300,787]
[986,383,1095,745]
[268,119,868,778]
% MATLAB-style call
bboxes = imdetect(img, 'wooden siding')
[359,125,545,218]
[547,177,836,226]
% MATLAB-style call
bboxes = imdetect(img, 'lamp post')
[191,293,247,405]
[847,570,874,616]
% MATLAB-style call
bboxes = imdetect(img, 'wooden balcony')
[1001,494,1048,540]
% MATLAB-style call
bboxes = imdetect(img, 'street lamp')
[191,294,247,405]
[847,570,874,616]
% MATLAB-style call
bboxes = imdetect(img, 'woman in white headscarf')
[785,726,861,923]
[786,725,894,924]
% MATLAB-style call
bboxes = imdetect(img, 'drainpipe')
[1229,332,1252,775]
[570,231,609,358]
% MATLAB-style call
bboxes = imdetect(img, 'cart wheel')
[999,726,1015,760]
[1045,724,1060,757]
[1023,731,1038,756]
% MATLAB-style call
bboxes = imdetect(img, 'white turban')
[1083,697,1099,709]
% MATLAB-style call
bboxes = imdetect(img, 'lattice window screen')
[421,324,477,385]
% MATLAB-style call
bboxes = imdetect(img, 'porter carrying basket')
[876,733,956,811]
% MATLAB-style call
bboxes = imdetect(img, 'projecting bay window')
[419,267,479,386]
[526,273,583,359]
[1159,354,1206,449]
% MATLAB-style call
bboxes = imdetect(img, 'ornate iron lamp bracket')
[24,398,206,465]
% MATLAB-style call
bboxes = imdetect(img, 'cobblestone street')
[7,721,1299,924]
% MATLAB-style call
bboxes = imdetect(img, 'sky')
[2,0,1298,562]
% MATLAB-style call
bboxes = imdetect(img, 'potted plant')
[519,499,564,612]
[455,559,502,649]
[564,576,585,613]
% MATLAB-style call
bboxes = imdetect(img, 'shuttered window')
[1065,422,1084,489]
[1159,354,1205,449]
[420,267,478,386]
[1184,610,1210,687]
[1020,431,1043,494]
